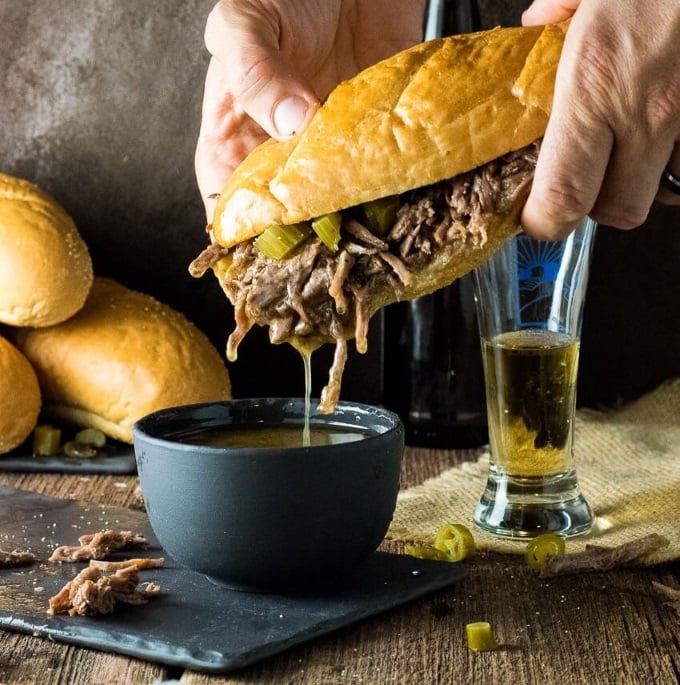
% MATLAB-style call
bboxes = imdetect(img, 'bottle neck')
[423,0,480,40]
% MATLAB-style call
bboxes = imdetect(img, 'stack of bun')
[14,277,232,444]
[0,336,41,454]
[0,172,231,452]
[0,172,93,327]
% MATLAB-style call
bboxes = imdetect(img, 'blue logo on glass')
[516,236,567,329]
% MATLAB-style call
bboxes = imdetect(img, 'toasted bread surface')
[211,23,564,249]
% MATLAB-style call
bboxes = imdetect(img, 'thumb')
[204,4,320,140]
[521,0,580,26]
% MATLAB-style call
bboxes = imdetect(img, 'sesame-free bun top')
[211,23,567,249]
[13,278,232,443]
[0,335,41,454]
[0,172,94,327]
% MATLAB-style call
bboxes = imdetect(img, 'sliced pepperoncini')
[75,428,107,448]
[404,543,448,561]
[466,622,499,651]
[525,533,566,570]
[32,425,62,456]
[362,195,400,235]
[433,523,476,562]
[254,222,312,259]
[311,211,342,251]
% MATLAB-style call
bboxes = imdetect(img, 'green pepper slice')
[433,523,476,562]
[254,222,312,259]
[404,543,448,561]
[525,533,566,570]
[32,425,62,456]
[311,211,342,252]
[466,622,499,651]
[362,195,400,235]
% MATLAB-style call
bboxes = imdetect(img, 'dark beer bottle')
[422,0,480,38]
[382,0,488,449]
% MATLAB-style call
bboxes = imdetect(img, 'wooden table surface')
[1,447,679,685]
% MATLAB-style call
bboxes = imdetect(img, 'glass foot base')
[473,467,594,538]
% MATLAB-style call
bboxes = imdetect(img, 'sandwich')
[190,23,567,412]
[13,277,232,443]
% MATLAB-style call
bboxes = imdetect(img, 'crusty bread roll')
[13,278,232,443]
[0,172,93,327]
[210,23,566,249]
[192,23,567,412]
[0,335,41,454]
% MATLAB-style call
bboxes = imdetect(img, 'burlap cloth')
[388,378,680,565]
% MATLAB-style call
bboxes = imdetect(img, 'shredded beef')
[539,533,669,577]
[189,242,230,278]
[89,557,166,571]
[47,562,163,616]
[49,530,148,563]
[0,548,36,568]
[200,142,539,411]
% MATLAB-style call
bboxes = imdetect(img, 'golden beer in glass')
[473,218,596,537]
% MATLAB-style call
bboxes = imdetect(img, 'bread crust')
[211,23,565,249]
[0,336,41,454]
[13,278,231,443]
[0,173,93,327]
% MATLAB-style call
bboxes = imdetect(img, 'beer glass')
[472,218,597,537]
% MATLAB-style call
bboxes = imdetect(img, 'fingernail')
[273,96,308,138]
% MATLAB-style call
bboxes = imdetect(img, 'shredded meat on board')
[47,562,163,616]
[49,530,148,562]
[0,549,36,568]
[192,142,539,411]
[89,557,165,571]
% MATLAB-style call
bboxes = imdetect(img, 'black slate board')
[0,486,465,673]
[0,439,136,474]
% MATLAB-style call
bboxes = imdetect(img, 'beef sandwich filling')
[191,142,539,412]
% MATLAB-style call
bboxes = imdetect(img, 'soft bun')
[212,23,567,249]
[0,335,41,454]
[0,172,94,327]
[13,278,232,443]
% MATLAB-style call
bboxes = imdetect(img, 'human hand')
[521,0,680,239]
[195,0,425,220]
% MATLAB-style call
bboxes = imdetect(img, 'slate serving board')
[0,485,465,673]
[0,440,136,474]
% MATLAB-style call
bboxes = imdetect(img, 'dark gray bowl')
[133,398,404,592]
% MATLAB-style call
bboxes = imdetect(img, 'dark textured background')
[1,0,679,409]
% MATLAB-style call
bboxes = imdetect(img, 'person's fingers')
[520,125,608,240]
[195,57,270,218]
[590,137,676,228]
[521,24,613,239]
[522,2,680,239]
[522,80,671,238]
[521,0,580,26]
[204,1,320,140]
[656,144,680,206]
